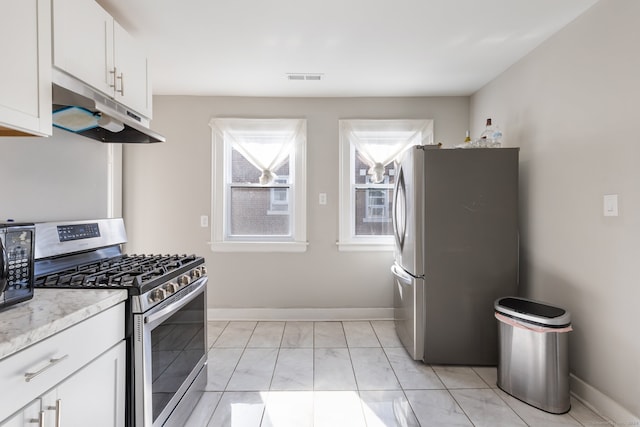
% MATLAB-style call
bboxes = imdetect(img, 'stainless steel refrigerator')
[391,146,519,365]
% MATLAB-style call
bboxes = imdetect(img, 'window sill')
[336,241,395,252]
[209,241,308,253]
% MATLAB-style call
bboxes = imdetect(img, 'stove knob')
[177,275,191,286]
[164,282,179,294]
[148,288,166,303]
[200,266,208,275]
[190,269,202,279]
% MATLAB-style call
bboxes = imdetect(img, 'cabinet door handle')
[28,410,45,426]
[24,354,69,382]
[109,67,117,89]
[47,399,62,427]
[116,72,124,96]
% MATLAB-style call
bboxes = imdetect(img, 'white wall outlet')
[200,215,209,227]
[319,193,327,205]
[603,194,618,217]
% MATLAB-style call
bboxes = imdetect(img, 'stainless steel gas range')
[33,218,208,427]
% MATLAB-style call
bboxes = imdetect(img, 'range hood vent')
[286,73,323,81]
[52,69,165,143]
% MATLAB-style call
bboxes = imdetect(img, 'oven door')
[134,277,208,427]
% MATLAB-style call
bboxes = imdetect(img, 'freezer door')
[392,146,424,276]
[392,263,424,360]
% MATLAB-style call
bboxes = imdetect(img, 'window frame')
[210,118,307,253]
[338,119,433,252]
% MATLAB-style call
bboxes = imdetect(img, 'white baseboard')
[207,307,394,321]
[570,374,639,425]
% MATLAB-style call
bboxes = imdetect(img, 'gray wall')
[122,96,469,312]
[470,0,639,419]
[0,129,119,222]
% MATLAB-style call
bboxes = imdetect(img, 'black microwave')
[0,223,35,310]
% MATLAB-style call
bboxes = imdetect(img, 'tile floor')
[186,320,609,427]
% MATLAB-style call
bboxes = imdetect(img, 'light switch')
[319,193,327,205]
[200,215,209,227]
[603,194,618,217]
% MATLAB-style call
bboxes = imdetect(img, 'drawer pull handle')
[24,354,69,382]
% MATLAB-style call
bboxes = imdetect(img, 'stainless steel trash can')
[495,297,572,414]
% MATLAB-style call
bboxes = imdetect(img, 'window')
[338,119,433,251]
[210,118,307,252]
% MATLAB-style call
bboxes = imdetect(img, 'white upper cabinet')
[0,0,52,137]
[52,0,152,118]
[113,21,152,118]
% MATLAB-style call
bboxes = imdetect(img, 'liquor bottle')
[479,118,495,142]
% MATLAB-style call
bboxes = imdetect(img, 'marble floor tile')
[314,348,357,390]
[205,348,244,391]
[261,391,314,427]
[359,390,420,427]
[343,321,381,347]
[313,321,347,347]
[384,347,445,390]
[405,389,473,427]
[433,365,489,389]
[194,318,608,426]
[247,322,285,348]
[495,388,581,426]
[313,391,367,427]
[349,347,401,390]
[473,366,498,388]
[206,391,267,427]
[213,321,257,348]
[451,388,527,427]
[567,397,611,426]
[184,392,222,427]
[226,348,278,391]
[270,348,313,391]
[207,321,229,348]
[281,321,314,348]
[371,320,404,348]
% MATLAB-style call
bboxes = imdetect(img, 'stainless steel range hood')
[52,69,165,143]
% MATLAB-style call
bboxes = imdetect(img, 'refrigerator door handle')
[391,263,414,286]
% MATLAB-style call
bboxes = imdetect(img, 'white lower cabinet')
[54,341,126,427]
[0,400,41,427]
[1,342,125,427]
[0,303,126,426]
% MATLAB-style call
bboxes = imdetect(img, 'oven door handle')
[144,277,208,327]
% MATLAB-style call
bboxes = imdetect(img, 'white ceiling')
[97,0,598,97]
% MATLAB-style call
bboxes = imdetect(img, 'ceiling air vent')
[287,73,323,81]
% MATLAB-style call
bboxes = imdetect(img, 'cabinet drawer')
[0,303,124,421]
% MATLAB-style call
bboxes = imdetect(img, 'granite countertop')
[0,289,128,360]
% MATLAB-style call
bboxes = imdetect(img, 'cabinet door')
[54,342,126,427]
[52,0,114,97]
[113,21,152,118]
[0,0,52,137]
[0,400,42,427]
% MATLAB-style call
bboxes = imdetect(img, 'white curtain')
[210,118,305,185]
[341,119,434,183]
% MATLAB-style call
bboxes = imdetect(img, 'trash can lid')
[495,297,571,327]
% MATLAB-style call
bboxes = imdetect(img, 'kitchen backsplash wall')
[0,129,121,223]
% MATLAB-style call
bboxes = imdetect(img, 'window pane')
[354,150,395,185]
[355,188,393,235]
[230,187,290,236]
[232,148,290,184]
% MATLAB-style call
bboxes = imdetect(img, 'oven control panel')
[57,222,101,242]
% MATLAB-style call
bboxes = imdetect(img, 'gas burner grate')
[34,254,203,292]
